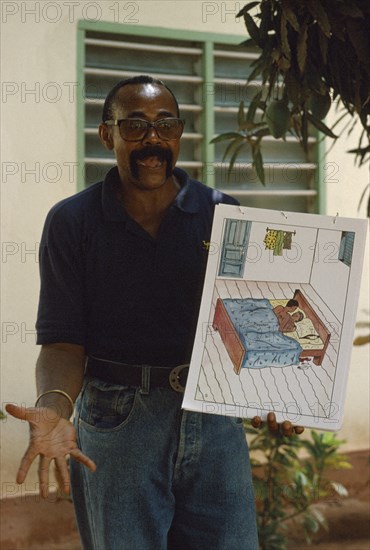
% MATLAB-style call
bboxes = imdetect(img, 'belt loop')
[140,366,150,395]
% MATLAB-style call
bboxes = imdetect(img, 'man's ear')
[99,123,114,150]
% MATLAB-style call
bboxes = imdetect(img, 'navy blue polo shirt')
[36,167,238,367]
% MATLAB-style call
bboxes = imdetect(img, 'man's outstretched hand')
[5,403,96,498]
[251,411,304,436]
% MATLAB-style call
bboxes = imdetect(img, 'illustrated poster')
[183,205,368,430]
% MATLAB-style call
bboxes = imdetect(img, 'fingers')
[55,457,71,495]
[16,446,38,484]
[38,455,52,499]
[44,451,96,499]
[250,412,305,437]
[267,412,279,434]
[281,420,293,437]
[70,448,97,472]
[251,416,262,428]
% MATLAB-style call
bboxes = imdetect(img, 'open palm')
[6,403,96,498]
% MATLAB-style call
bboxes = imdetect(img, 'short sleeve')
[36,205,86,345]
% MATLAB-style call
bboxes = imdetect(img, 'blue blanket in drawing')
[222,298,302,369]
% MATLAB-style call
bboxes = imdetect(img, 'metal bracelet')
[35,389,74,414]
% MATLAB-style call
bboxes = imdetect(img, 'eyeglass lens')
[119,119,183,141]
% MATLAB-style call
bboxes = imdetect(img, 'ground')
[1,450,368,549]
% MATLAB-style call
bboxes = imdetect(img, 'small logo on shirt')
[202,241,219,255]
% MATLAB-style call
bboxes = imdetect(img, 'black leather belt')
[86,356,189,393]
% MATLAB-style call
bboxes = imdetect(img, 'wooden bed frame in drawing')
[212,289,331,374]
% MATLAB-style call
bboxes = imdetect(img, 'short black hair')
[286,299,299,308]
[102,75,180,122]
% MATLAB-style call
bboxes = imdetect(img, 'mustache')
[130,145,173,164]
[129,146,174,180]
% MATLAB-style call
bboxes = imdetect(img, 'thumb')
[5,403,28,420]
[5,404,51,424]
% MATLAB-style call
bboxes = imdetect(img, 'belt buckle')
[169,364,189,393]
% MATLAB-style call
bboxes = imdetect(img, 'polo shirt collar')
[172,167,199,214]
[101,166,200,222]
[101,167,127,222]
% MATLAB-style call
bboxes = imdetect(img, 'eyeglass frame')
[103,117,185,141]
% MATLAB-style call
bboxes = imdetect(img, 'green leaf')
[222,136,245,162]
[236,1,260,19]
[303,513,320,534]
[228,141,247,177]
[322,431,340,445]
[239,121,266,132]
[210,132,242,144]
[252,145,265,185]
[311,506,328,528]
[284,70,301,105]
[246,91,262,122]
[284,446,299,460]
[238,100,246,129]
[318,28,328,64]
[306,111,338,138]
[330,481,349,497]
[243,12,262,47]
[348,145,370,164]
[265,99,290,138]
[297,20,308,74]
[247,60,264,83]
[253,477,268,500]
[301,111,309,152]
[306,62,327,95]
[280,13,291,61]
[307,0,331,37]
[295,471,308,487]
[282,0,300,32]
[260,36,277,81]
[259,0,271,41]
[252,127,271,138]
[357,183,370,213]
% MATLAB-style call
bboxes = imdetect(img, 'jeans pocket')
[78,378,139,432]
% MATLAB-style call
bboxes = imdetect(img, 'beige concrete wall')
[1,1,369,498]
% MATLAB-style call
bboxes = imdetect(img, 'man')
[7,76,300,550]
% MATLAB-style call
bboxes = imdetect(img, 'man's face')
[102,83,181,191]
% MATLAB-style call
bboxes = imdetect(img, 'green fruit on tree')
[308,91,331,120]
[265,99,290,138]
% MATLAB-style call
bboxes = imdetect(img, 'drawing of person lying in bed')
[273,299,303,332]
[276,309,304,332]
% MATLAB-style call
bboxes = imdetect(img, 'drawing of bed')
[212,289,331,374]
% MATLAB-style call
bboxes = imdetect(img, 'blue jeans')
[71,376,258,550]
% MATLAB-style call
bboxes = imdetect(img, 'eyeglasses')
[104,117,185,141]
